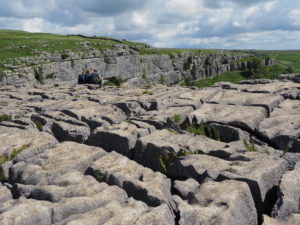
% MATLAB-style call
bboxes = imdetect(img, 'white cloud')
[0,0,299,49]
[22,18,44,32]
[289,9,300,26]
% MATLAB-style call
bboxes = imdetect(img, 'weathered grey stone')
[262,215,283,225]
[174,179,257,225]
[278,73,300,83]
[272,167,300,220]
[59,100,127,129]
[134,129,267,173]
[88,122,152,157]
[208,89,284,115]
[173,178,199,199]
[87,151,176,210]
[258,100,300,152]
[168,153,288,218]
[51,120,90,143]
[10,142,107,185]
[0,185,12,203]
[0,126,58,160]
[0,198,53,225]
[187,103,267,132]
[209,123,250,142]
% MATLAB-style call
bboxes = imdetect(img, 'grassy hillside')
[257,50,300,73]
[0,30,244,72]
[0,29,149,71]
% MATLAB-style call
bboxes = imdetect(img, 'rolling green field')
[258,50,300,73]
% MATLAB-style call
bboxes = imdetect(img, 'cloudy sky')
[0,0,300,49]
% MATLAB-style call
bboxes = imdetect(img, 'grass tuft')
[0,114,12,122]
[186,122,220,141]
[243,140,258,152]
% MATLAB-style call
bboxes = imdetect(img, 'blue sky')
[0,0,300,49]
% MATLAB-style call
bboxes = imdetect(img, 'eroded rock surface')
[1,78,300,224]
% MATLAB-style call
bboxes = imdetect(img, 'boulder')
[187,103,267,132]
[208,89,284,115]
[87,151,175,210]
[174,179,257,225]
[88,122,152,158]
[272,167,300,220]
[258,100,300,152]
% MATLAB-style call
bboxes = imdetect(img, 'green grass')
[172,114,181,125]
[33,120,43,131]
[186,122,220,141]
[138,48,217,56]
[255,50,300,73]
[0,144,30,182]
[185,63,293,88]
[0,30,146,69]
[105,76,125,87]
[243,140,258,152]
[183,71,245,88]
[0,114,12,122]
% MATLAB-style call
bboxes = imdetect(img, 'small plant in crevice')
[181,76,194,86]
[106,76,125,87]
[243,139,258,152]
[158,152,177,174]
[93,170,109,183]
[125,120,134,125]
[0,144,30,182]
[71,59,75,68]
[186,121,220,141]
[0,114,12,122]
[9,144,30,160]
[142,90,153,95]
[33,66,44,84]
[45,73,56,79]
[280,142,292,158]
[33,120,43,131]
[172,114,181,125]
[61,53,69,60]
[165,128,178,134]
[183,62,190,71]
[204,57,212,67]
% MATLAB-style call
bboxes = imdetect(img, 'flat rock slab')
[258,100,300,151]
[88,151,175,210]
[208,89,284,114]
[236,80,300,94]
[134,129,279,173]
[134,129,242,172]
[187,103,267,132]
[169,153,288,215]
[174,179,257,225]
[10,142,107,185]
[1,172,175,225]
[59,100,127,129]
[0,126,58,158]
[0,185,12,212]
[272,167,300,220]
[88,121,154,158]
[177,87,222,103]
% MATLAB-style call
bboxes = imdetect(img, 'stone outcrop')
[0,77,299,225]
[0,47,270,87]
